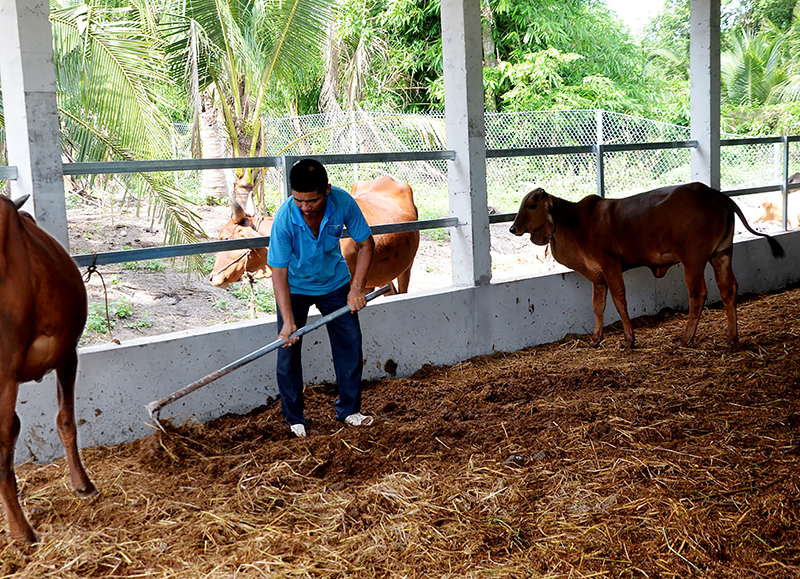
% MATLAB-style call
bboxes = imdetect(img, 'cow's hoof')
[11,526,39,544]
[74,482,98,498]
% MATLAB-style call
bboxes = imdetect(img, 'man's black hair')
[289,158,328,194]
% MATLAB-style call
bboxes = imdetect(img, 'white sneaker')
[290,423,306,438]
[344,413,374,427]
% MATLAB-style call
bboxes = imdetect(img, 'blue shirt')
[267,186,372,294]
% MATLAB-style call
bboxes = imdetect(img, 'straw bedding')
[2,286,799,578]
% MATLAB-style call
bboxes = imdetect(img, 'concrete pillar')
[689,0,721,189]
[0,0,68,248]
[441,0,491,287]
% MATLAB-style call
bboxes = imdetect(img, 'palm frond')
[51,4,175,161]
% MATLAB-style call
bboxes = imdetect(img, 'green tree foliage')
[50,0,206,245]
[641,0,800,133]
[331,0,649,115]
[722,24,787,107]
[733,0,798,32]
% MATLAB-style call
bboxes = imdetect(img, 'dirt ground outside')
[2,282,798,577]
[67,199,559,347]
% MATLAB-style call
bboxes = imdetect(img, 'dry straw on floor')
[2,287,799,578]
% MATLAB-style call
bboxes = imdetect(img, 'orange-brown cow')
[209,198,274,289]
[510,182,785,349]
[341,176,419,294]
[209,175,419,295]
[754,173,800,230]
[0,195,97,543]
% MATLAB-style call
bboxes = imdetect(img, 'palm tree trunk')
[200,96,231,200]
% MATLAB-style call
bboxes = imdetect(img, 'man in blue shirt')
[267,158,376,438]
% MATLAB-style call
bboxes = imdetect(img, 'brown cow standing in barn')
[209,175,420,295]
[510,182,785,349]
[209,199,274,289]
[0,195,97,543]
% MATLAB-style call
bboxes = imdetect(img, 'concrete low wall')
[17,230,800,463]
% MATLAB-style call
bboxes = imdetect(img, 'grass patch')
[84,298,134,334]
[227,283,277,314]
[121,259,166,272]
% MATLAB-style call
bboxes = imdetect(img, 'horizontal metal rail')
[487,145,594,158]
[0,166,18,180]
[489,212,516,224]
[291,151,456,165]
[71,216,459,267]
[720,136,800,146]
[603,140,699,152]
[64,156,284,176]
[63,150,457,176]
[486,140,698,159]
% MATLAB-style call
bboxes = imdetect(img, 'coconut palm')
[722,24,787,107]
[52,1,206,245]
[0,2,206,243]
[160,0,335,209]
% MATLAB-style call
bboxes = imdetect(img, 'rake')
[145,284,391,430]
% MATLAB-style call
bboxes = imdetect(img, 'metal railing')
[65,150,458,268]
[0,166,18,180]
[2,136,798,270]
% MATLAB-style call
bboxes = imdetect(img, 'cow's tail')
[721,193,785,258]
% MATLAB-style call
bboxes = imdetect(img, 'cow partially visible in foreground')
[0,195,97,543]
[209,175,420,295]
[510,182,785,349]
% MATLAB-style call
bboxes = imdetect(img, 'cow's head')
[509,188,554,246]
[209,199,273,288]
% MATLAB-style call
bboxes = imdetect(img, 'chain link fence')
[212,109,794,217]
[7,109,796,219]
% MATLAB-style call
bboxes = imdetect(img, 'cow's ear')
[545,195,554,224]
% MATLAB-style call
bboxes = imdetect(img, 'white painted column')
[441,0,491,286]
[0,0,68,248]
[689,0,721,189]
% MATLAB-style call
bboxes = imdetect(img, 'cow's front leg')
[0,385,37,543]
[603,267,635,349]
[589,281,608,347]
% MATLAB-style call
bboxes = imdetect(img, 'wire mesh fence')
[8,109,796,219]
[199,109,795,215]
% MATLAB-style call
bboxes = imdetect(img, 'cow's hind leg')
[681,261,709,346]
[710,248,739,345]
[55,353,97,498]
[0,383,37,542]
